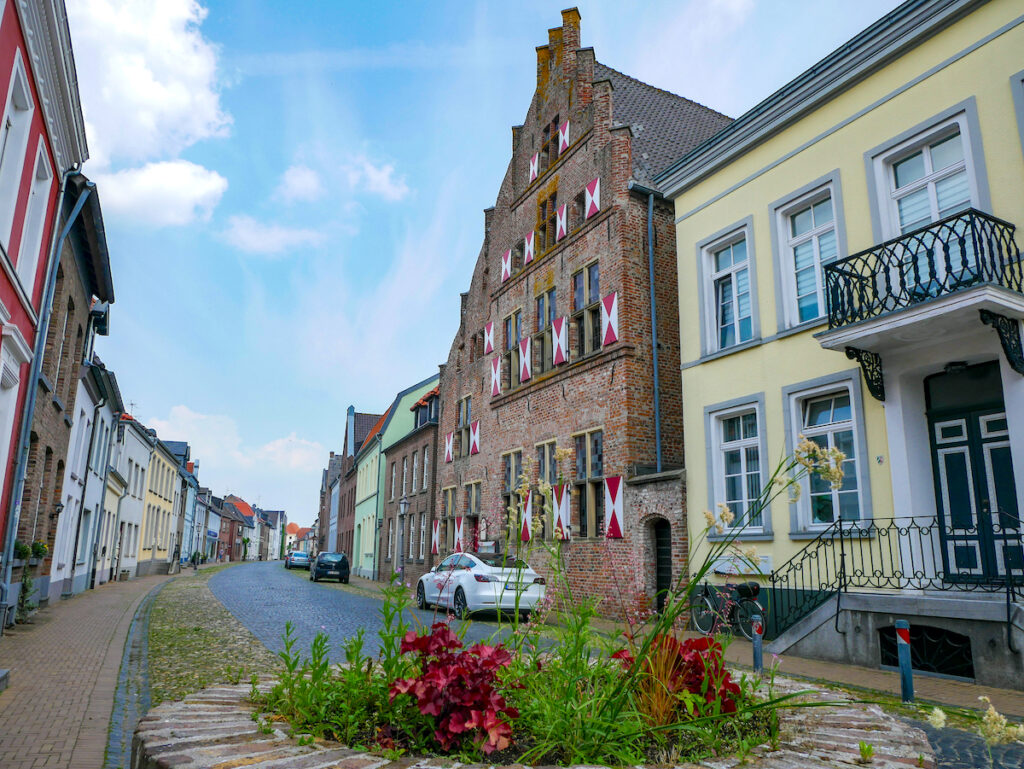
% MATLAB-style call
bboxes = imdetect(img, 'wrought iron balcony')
[824,209,1023,329]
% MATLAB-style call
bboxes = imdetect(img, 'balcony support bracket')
[845,347,885,401]
[980,310,1024,376]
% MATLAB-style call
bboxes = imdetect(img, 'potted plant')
[31,540,48,559]
[12,540,30,566]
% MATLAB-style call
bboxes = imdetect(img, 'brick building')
[379,387,438,587]
[317,450,344,553]
[433,9,731,613]
[326,406,380,559]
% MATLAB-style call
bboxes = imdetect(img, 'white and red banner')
[519,337,532,382]
[529,153,539,182]
[521,490,532,542]
[483,321,494,354]
[444,432,454,463]
[555,204,567,241]
[501,249,512,282]
[601,291,619,346]
[585,177,600,219]
[431,520,440,555]
[490,356,502,397]
[454,516,464,552]
[552,316,568,365]
[558,120,570,153]
[553,483,570,540]
[604,476,623,539]
[524,231,534,264]
[469,420,480,455]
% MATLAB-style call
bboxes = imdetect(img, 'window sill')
[51,393,65,413]
[38,372,53,393]
[683,337,764,369]
[708,532,775,542]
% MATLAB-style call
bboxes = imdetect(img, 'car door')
[438,555,470,607]
[427,555,456,605]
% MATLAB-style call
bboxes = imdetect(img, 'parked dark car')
[310,552,350,583]
[286,551,310,570]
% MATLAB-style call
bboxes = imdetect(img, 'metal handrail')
[824,209,1023,328]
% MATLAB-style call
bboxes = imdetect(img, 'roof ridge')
[594,59,731,123]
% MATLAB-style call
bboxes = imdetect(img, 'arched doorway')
[652,518,672,612]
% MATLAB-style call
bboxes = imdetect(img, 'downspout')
[629,182,663,473]
[1,170,89,624]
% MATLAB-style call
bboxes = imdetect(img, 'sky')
[67,0,902,526]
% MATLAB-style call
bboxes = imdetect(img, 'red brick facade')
[433,9,728,615]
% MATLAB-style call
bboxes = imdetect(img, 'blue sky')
[67,0,901,525]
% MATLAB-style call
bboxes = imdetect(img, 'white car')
[416,552,546,618]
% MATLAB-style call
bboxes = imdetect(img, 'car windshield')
[473,553,529,569]
[319,554,344,563]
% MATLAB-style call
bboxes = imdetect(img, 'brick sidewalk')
[0,573,172,769]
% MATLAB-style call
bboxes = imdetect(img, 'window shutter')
[558,120,570,153]
[601,291,619,345]
[604,476,623,538]
[431,520,439,555]
[585,177,600,219]
[553,483,570,540]
[556,204,567,241]
[454,516,464,552]
[483,321,494,354]
[521,490,532,542]
[552,316,568,365]
[529,152,539,182]
[490,356,502,397]
[501,249,512,282]
[519,337,532,382]
[444,432,454,463]
[524,231,534,264]
[469,420,480,455]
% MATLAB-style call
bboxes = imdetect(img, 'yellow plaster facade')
[139,442,179,571]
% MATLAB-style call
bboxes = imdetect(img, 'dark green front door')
[926,362,1022,583]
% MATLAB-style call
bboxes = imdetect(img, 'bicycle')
[691,581,764,640]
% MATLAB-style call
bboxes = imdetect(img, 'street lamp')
[398,495,409,582]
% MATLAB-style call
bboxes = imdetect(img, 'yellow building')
[137,439,180,576]
[657,0,1024,687]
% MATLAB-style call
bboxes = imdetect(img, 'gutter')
[1,169,89,627]
[628,181,664,473]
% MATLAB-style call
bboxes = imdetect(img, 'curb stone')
[132,676,936,769]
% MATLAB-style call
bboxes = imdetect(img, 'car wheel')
[416,582,428,610]
[453,588,469,620]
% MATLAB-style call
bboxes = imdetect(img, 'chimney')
[346,405,355,456]
[561,8,581,52]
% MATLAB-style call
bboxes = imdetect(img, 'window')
[465,481,482,518]
[888,129,972,234]
[533,287,556,374]
[456,396,471,457]
[573,429,604,538]
[571,263,601,358]
[539,191,558,252]
[411,452,418,493]
[503,310,523,390]
[390,462,396,500]
[778,187,838,324]
[408,513,416,559]
[422,447,429,491]
[387,519,393,560]
[501,450,523,539]
[800,391,860,525]
[441,487,456,552]
[714,410,763,529]
[0,54,35,248]
[401,457,408,496]
[539,114,560,175]
[16,141,52,299]
[710,238,752,350]
[535,440,559,539]
[418,512,425,560]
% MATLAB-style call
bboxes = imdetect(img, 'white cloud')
[95,160,227,226]
[343,155,409,202]
[276,165,325,203]
[68,0,231,167]
[221,215,326,255]
[149,405,325,512]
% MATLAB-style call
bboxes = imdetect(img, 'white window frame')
[787,380,866,530]
[418,512,425,560]
[422,447,428,491]
[698,219,758,356]
[0,51,35,251]
[408,513,415,559]
[387,518,393,559]
[710,403,765,533]
[16,138,52,301]
[411,452,418,493]
[401,457,408,496]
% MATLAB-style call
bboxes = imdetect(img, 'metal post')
[752,614,764,675]
[896,619,914,702]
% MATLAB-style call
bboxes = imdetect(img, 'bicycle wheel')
[691,594,717,635]
[735,599,763,640]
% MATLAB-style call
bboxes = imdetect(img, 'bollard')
[752,614,764,675]
[896,619,914,703]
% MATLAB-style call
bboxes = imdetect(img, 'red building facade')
[434,9,731,613]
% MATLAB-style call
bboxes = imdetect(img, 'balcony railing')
[824,209,1023,329]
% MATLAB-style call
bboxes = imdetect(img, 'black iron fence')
[824,209,1023,328]
[766,515,1024,640]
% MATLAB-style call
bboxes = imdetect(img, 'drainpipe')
[1,170,90,626]
[629,182,663,473]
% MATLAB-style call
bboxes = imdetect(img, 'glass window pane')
[738,316,753,342]
[725,475,742,503]
[731,239,747,264]
[805,397,833,427]
[838,492,860,521]
[812,197,833,226]
[536,297,545,330]
[723,416,741,443]
[894,150,925,188]
[724,449,742,475]
[575,435,586,478]
[834,428,855,459]
[741,412,758,439]
[793,240,815,272]
[572,273,583,311]
[817,230,837,264]
[930,132,963,171]
[797,294,819,322]
[548,290,557,323]
[588,263,600,302]
[536,446,546,481]
[549,450,558,486]
[795,264,817,296]
[714,245,732,271]
[897,187,931,232]
[832,395,852,423]
[935,170,970,218]
[590,431,603,476]
[790,206,813,237]
[812,495,835,524]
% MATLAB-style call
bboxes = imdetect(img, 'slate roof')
[352,412,381,454]
[593,61,732,187]
[360,408,391,450]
